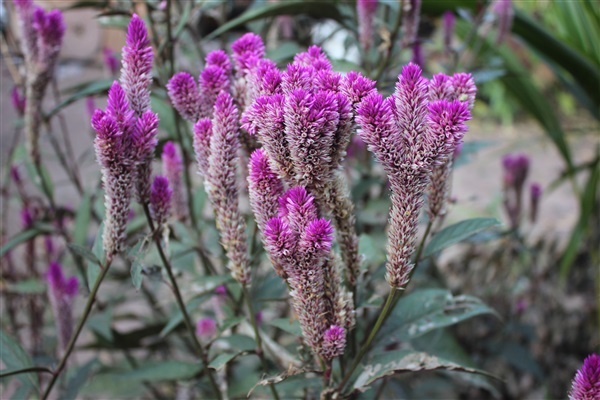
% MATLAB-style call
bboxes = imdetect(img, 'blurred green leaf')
[24,160,54,202]
[0,225,54,257]
[219,317,245,333]
[266,42,302,63]
[269,318,302,337]
[359,233,386,269]
[67,243,100,265]
[48,79,113,118]
[424,218,501,258]
[375,289,498,348]
[151,92,176,136]
[98,361,202,382]
[209,353,240,371]
[87,223,105,291]
[216,334,256,352]
[73,193,92,246]
[205,1,348,40]
[88,308,114,342]
[453,140,496,168]
[64,359,99,400]
[352,350,498,392]
[160,295,209,338]
[0,331,37,390]
[5,279,46,294]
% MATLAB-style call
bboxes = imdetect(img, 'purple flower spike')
[167,72,201,122]
[340,71,376,109]
[450,73,477,110]
[300,218,334,258]
[411,42,424,67]
[193,118,213,177]
[293,45,332,71]
[198,65,230,119]
[429,73,452,101]
[529,182,542,223]
[206,49,232,73]
[321,325,346,360]
[21,207,34,228]
[443,11,455,52]
[207,92,250,285]
[120,14,153,116]
[279,186,318,233]
[426,99,471,161]
[47,262,78,353]
[162,142,186,221]
[231,33,265,73]
[569,354,600,400]
[357,0,378,52]
[150,175,172,227]
[491,0,514,44]
[103,47,119,76]
[11,87,26,116]
[196,317,217,339]
[248,149,284,233]
[132,111,159,203]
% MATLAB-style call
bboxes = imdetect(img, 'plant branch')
[0,366,53,379]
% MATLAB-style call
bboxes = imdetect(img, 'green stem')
[336,288,398,394]
[142,204,222,400]
[41,257,113,400]
[241,286,280,400]
[0,366,53,379]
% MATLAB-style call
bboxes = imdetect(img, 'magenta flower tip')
[127,14,150,48]
[11,86,26,116]
[150,175,172,225]
[321,325,346,359]
[569,354,600,400]
[21,207,34,228]
[357,0,378,13]
[302,218,334,253]
[196,317,217,338]
[293,45,331,71]
[231,32,265,59]
[47,262,78,298]
[214,285,227,295]
[205,49,231,72]
[167,72,200,122]
[530,182,542,199]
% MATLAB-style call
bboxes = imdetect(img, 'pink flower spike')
[149,175,172,227]
[569,354,600,400]
[205,49,232,73]
[193,118,213,177]
[300,218,334,257]
[321,325,346,360]
[162,142,186,221]
[293,45,332,71]
[443,11,455,51]
[231,33,265,73]
[248,149,284,232]
[167,72,201,122]
[47,262,78,353]
[103,47,119,76]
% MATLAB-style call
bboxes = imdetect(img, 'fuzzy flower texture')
[356,63,473,288]
[92,15,158,257]
[569,354,600,400]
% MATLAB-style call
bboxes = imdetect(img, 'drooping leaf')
[209,353,240,371]
[216,334,256,352]
[0,331,37,390]
[268,318,302,337]
[67,243,100,265]
[47,79,113,118]
[219,317,245,333]
[63,359,100,400]
[352,350,499,392]
[375,289,498,349]
[0,225,54,257]
[205,1,348,40]
[423,218,501,258]
[159,295,209,338]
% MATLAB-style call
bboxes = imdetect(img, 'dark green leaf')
[0,225,54,257]
[352,350,499,392]
[216,334,256,352]
[97,361,202,383]
[219,317,245,333]
[5,279,45,294]
[424,218,501,258]
[209,353,240,371]
[87,308,113,342]
[205,1,348,40]
[127,240,148,290]
[160,295,209,337]
[376,289,498,347]
[67,243,100,265]
[0,331,37,389]
[269,318,302,337]
[47,79,113,118]
[266,41,302,63]
[64,359,99,400]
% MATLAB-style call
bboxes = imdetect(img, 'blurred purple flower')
[529,182,542,223]
[411,42,424,67]
[196,317,217,338]
[149,175,172,227]
[443,11,455,53]
[103,47,119,76]
[401,0,421,48]
[21,207,34,228]
[162,141,187,221]
[47,262,78,353]
[357,0,378,53]
[491,0,514,44]
[569,354,600,400]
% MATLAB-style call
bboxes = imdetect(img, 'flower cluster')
[13,0,65,164]
[502,153,541,229]
[242,45,376,287]
[47,262,78,353]
[356,63,472,288]
[569,354,600,400]
[92,16,159,257]
[426,72,477,223]
[263,187,352,360]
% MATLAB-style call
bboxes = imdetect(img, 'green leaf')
[130,261,143,290]
[24,159,54,201]
[97,361,202,383]
[47,79,113,118]
[87,223,105,291]
[219,317,245,333]
[268,318,303,337]
[87,308,113,342]
[352,350,499,392]
[73,193,92,246]
[127,240,149,290]
[266,41,302,63]
[0,225,54,257]
[0,331,37,389]
[5,279,46,294]
[375,289,498,348]
[359,233,387,269]
[423,218,501,258]
[209,353,240,371]
[159,295,209,338]
[64,359,99,400]
[67,243,100,265]
[205,1,348,40]
[216,334,256,352]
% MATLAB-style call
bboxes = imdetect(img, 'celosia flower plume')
[149,175,172,227]
[47,262,78,353]
[162,142,187,221]
[569,354,600,400]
